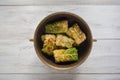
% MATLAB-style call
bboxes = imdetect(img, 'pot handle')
[29,39,34,42]
[29,39,97,42]
[93,39,97,42]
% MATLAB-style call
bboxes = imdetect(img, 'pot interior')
[34,12,93,69]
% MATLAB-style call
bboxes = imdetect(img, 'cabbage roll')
[66,23,86,45]
[45,20,68,33]
[56,35,74,48]
[53,48,78,63]
[41,34,56,55]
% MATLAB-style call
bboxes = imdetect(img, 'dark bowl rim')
[34,12,93,70]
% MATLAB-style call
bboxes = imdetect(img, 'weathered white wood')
[0,6,120,39]
[0,40,120,73]
[0,0,120,5]
[0,74,120,80]
[0,5,120,75]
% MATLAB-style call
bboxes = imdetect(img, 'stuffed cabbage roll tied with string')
[56,35,74,48]
[66,23,86,45]
[53,48,78,63]
[41,34,56,55]
[45,20,68,33]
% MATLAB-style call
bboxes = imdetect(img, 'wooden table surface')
[0,0,120,80]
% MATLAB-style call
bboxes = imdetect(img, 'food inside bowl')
[41,34,56,55]
[53,48,78,63]
[41,20,86,63]
[66,23,86,45]
[56,34,74,48]
[45,20,68,33]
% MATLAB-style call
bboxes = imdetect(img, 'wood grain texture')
[0,0,120,5]
[0,74,120,80]
[0,6,120,40]
[0,39,120,73]
[0,5,120,79]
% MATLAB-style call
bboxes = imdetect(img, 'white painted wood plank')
[0,6,120,39]
[0,74,120,80]
[0,40,120,73]
[0,6,120,73]
[0,0,120,5]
